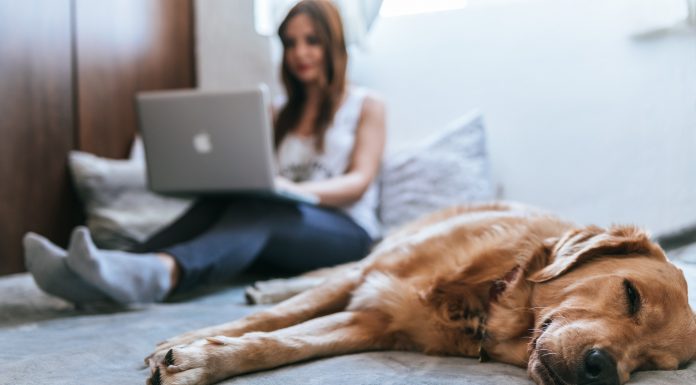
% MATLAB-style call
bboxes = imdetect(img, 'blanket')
[1,249,695,385]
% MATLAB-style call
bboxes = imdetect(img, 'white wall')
[348,0,696,235]
[196,0,696,235]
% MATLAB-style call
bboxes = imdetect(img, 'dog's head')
[527,225,696,385]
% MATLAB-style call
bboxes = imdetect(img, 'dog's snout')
[578,348,619,385]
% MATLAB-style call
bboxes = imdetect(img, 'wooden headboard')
[0,0,196,275]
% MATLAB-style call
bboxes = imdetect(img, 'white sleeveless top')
[275,86,381,239]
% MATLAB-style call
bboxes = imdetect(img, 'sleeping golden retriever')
[145,202,696,385]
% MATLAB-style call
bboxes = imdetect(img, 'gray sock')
[23,233,111,304]
[65,227,173,304]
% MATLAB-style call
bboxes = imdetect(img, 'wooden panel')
[0,0,195,275]
[0,0,79,275]
[75,0,196,158]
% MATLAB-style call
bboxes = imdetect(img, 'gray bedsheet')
[1,251,696,385]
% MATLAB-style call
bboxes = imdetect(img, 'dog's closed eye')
[623,279,641,316]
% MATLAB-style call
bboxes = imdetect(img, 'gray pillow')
[379,111,495,232]
[68,138,192,250]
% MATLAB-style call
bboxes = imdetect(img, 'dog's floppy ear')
[529,225,664,283]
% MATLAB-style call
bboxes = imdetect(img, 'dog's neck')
[424,240,551,364]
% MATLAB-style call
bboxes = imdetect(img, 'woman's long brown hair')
[275,0,348,152]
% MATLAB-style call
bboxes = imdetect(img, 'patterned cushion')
[68,138,192,249]
[378,111,495,232]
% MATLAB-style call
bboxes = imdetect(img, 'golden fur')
[145,203,696,385]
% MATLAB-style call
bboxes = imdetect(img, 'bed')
[1,243,695,385]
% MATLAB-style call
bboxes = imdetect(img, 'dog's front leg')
[146,268,363,371]
[147,310,390,385]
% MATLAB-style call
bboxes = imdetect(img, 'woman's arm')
[282,93,386,207]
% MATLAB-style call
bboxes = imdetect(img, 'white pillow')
[69,138,192,250]
[379,111,495,232]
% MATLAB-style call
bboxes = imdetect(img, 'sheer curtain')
[335,0,383,48]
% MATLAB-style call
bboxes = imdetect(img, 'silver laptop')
[136,86,318,204]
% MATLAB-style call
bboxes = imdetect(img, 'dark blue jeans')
[133,197,372,293]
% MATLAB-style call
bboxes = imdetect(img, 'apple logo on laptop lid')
[193,131,213,154]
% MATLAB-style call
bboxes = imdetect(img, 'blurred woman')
[23,0,385,305]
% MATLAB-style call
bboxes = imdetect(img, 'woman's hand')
[275,177,320,204]
[274,176,301,194]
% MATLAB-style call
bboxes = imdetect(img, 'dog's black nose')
[578,348,619,385]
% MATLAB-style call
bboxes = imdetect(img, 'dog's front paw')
[146,338,232,385]
[145,347,173,374]
[145,334,207,372]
